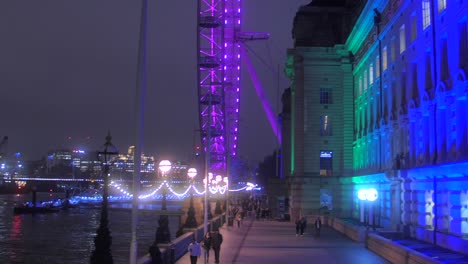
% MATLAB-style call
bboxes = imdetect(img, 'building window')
[320,151,333,176]
[438,0,446,13]
[400,25,406,54]
[411,15,417,42]
[375,56,380,78]
[422,0,431,30]
[320,88,332,104]
[369,64,374,84]
[440,38,449,81]
[391,38,396,62]
[359,77,363,95]
[460,22,468,69]
[383,46,388,70]
[320,115,332,136]
[364,70,368,90]
[425,52,433,91]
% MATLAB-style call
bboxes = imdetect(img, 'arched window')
[440,38,450,82]
[422,0,431,30]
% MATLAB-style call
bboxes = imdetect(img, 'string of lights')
[73,181,258,202]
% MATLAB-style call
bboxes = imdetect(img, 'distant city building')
[284,0,468,254]
[46,149,100,178]
[111,146,156,180]
[0,152,25,179]
[46,146,156,180]
[164,161,189,182]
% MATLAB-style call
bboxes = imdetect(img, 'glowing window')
[382,47,388,71]
[438,0,446,13]
[364,70,368,90]
[320,115,332,136]
[375,56,380,78]
[400,25,406,54]
[422,0,431,30]
[391,38,396,62]
[369,64,374,84]
[319,151,333,176]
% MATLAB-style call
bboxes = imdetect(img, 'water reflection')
[10,215,22,241]
[0,193,182,264]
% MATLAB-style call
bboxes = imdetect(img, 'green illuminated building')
[283,0,468,253]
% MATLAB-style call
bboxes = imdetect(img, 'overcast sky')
[0,0,310,163]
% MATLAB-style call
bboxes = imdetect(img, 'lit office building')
[46,149,100,178]
[111,146,156,180]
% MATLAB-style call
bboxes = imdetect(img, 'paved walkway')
[176,217,389,264]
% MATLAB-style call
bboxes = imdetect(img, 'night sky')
[0,0,309,163]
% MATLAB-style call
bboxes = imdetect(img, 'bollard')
[170,246,175,264]
[149,243,162,264]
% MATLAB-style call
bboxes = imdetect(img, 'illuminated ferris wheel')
[197,0,241,176]
[197,1,274,177]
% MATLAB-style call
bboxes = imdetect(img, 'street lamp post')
[184,168,198,228]
[155,160,172,244]
[223,176,229,225]
[203,172,213,235]
[358,188,378,231]
[214,175,223,215]
[91,132,118,264]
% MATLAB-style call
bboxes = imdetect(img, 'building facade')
[285,0,359,219]
[285,0,468,253]
[46,146,156,180]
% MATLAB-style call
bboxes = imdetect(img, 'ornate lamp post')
[184,168,198,228]
[91,132,118,264]
[223,176,229,225]
[203,172,214,232]
[214,175,223,215]
[155,160,172,244]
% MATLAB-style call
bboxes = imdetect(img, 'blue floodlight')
[357,188,378,201]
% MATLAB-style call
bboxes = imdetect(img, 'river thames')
[0,193,181,264]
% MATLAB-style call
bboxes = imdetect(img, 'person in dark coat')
[300,216,307,236]
[295,218,301,236]
[202,231,211,262]
[314,217,322,237]
[211,230,223,263]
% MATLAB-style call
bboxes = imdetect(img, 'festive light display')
[73,180,252,202]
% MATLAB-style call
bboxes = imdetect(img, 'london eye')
[197,0,241,176]
[197,0,280,180]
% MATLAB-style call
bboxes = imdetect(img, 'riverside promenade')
[176,217,389,264]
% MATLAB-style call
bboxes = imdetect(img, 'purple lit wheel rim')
[197,0,241,175]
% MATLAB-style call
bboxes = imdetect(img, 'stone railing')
[366,233,440,264]
[313,215,457,263]
[317,216,367,242]
[138,215,225,264]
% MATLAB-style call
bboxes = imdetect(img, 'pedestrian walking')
[295,217,301,236]
[211,230,223,263]
[188,236,202,264]
[314,217,322,237]
[300,216,307,236]
[202,231,211,263]
[236,212,242,228]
